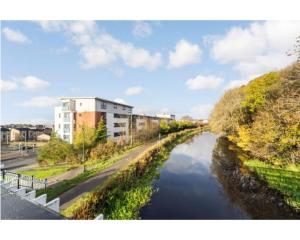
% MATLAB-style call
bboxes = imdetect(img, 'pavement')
[59,141,157,210]
[1,152,38,171]
[47,166,84,186]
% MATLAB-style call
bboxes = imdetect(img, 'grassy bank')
[37,146,139,201]
[244,160,300,210]
[18,165,78,179]
[62,128,203,219]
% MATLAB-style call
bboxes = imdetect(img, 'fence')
[1,170,47,190]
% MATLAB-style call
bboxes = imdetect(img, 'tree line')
[209,62,300,166]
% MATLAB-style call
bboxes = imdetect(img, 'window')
[64,112,70,122]
[114,104,117,109]
[58,124,61,129]
[123,106,126,110]
[62,102,70,111]
[58,113,61,118]
[63,124,70,133]
[63,135,70,142]
[79,102,82,106]
[114,113,128,118]
[101,102,107,109]
[114,122,126,127]
[114,131,126,137]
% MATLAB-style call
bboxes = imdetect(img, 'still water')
[140,132,250,219]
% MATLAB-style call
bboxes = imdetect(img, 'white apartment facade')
[54,97,133,143]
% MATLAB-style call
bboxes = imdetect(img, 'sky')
[1,20,300,124]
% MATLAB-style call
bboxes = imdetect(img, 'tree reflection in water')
[211,137,300,219]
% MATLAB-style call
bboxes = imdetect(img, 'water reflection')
[140,132,250,219]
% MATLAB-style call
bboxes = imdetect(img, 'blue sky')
[1,20,299,124]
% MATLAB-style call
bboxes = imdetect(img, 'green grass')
[36,147,139,201]
[244,160,300,210]
[17,165,76,179]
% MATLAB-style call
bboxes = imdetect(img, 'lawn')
[36,147,139,201]
[17,165,77,179]
[244,160,300,210]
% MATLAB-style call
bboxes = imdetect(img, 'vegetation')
[95,118,107,144]
[17,165,76,179]
[37,133,74,165]
[160,120,197,135]
[37,148,138,201]
[210,62,300,166]
[209,62,300,211]
[244,160,300,210]
[62,128,203,219]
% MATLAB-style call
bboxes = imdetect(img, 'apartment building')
[155,113,176,120]
[54,97,133,143]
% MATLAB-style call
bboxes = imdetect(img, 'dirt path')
[59,141,157,210]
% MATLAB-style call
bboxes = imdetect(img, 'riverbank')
[212,137,300,219]
[62,128,204,219]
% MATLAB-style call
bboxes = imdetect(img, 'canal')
[140,132,249,219]
[140,132,298,219]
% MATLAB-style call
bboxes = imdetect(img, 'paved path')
[59,141,157,210]
[47,166,84,186]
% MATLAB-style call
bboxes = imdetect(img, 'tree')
[38,133,73,165]
[73,124,96,150]
[95,118,107,143]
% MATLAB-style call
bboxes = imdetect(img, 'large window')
[64,112,70,122]
[101,102,107,109]
[114,131,126,137]
[114,122,126,127]
[114,113,128,118]
[62,102,70,111]
[63,124,70,133]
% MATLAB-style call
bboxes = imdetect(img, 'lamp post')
[82,126,85,165]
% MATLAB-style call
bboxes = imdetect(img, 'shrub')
[37,134,74,165]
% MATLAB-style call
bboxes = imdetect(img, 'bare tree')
[286,35,300,62]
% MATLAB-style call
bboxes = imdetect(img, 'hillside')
[209,62,300,210]
[210,62,300,166]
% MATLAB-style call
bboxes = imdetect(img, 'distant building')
[54,97,175,144]
[54,97,134,143]
[37,133,51,141]
[155,113,176,120]
[1,127,10,143]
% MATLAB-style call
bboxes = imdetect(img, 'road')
[1,152,38,170]
[59,141,157,210]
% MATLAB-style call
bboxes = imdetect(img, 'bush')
[160,120,197,135]
[37,134,74,165]
[89,140,124,161]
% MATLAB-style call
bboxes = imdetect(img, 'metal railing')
[1,170,47,190]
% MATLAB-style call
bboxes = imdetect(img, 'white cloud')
[18,96,59,107]
[190,104,213,119]
[21,76,50,90]
[2,27,30,43]
[132,21,152,38]
[211,21,300,77]
[114,98,126,104]
[0,80,18,92]
[168,39,202,68]
[125,86,143,95]
[37,21,162,70]
[186,74,224,90]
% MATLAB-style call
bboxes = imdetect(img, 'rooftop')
[60,96,134,108]
[1,186,64,220]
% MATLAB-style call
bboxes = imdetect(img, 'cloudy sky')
[1,20,299,124]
